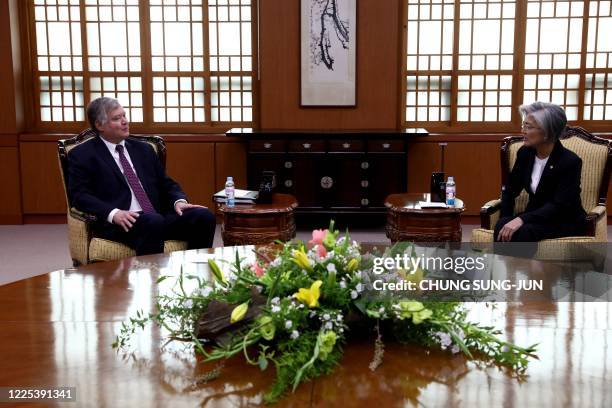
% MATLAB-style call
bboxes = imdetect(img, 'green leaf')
[156,275,170,284]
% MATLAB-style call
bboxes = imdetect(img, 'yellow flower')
[293,280,322,308]
[346,258,359,272]
[291,248,312,271]
[230,301,249,324]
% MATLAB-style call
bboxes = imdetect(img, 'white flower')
[323,313,331,321]
[336,314,343,321]
[436,332,452,349]
[451,345,460,354]
[197,286,213,297]
[290,330,300,339]
[327,263,337,273]
[271,305,281,313]
[298,304,304,309]
[270,257,282,267]
[350,290,358,299]
[324,322,333,330]
[356,283,363,292]
[285,320,293,329]
[184,299,193,309]
[302,269,308,275]
[339,280,346,289]
[378,306,385,314]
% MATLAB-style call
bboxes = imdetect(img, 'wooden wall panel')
[165,143,216,209]
[407,141,501,217]
[406,143,442,193]
[214,142,247,191]
[259,0,400,130]
[445,142,501,216]
[0,147,22,223]
[20,142,66,214]
[0,0,23,134]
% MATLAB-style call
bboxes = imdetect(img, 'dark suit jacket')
[500,140,586,226]
[67,136,187,224]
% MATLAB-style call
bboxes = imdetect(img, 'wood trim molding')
[0,214,22,224]
[18,133,242,143]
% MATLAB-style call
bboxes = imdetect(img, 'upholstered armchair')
[472,126,611,258]
[58,129,188,265]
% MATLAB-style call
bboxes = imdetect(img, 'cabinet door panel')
[289,156,326,208]
[328,156,364,209]
[367,154,406,208]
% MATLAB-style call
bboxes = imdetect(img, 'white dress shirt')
[530,155,549,193]
[100,137,185,224]
[100,138,144,223]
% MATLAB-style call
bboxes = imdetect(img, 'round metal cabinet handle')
[320,176,334,189]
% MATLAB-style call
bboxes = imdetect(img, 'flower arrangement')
[114,221,537,403]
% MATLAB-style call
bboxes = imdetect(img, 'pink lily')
[309,229,328,246]
[316,244,327,258]
[251,263,265,277]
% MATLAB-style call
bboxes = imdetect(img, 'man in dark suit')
[495,102,587,242]
[68,97,216,255]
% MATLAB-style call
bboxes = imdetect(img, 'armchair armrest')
[585,205,606,237]
[480,199,502,230]
[69,207,97,223]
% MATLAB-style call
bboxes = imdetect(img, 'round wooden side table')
[384,193,465,242]
[217,193,298,246]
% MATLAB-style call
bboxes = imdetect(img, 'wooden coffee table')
[217,193,298,246]
[385,193,465,242]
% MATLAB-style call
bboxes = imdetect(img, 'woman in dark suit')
[495,102,587,242]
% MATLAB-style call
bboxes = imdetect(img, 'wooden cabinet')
[231,129,428,219]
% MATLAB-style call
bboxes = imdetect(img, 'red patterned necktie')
[115,144,156,214]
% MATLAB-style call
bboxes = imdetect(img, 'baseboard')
[0,214,23,224]
[22,214,66,224]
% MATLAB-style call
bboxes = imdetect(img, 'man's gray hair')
[87,97,122,132]
[519,101,567,142]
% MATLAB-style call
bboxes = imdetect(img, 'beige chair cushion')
[89,239,189,263]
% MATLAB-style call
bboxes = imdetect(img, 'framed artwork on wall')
[300,0,357,107]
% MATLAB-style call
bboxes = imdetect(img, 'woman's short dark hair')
[86,97,121,132]
[519,102,567,142]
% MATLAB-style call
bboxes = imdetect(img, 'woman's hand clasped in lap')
[497,216,524,242]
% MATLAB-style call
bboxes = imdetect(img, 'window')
[29,0,256,132]
[403,0,612,131]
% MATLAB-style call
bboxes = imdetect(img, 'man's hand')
[497,216,524,242]
[112,210,140,232]
[175,201,207,216]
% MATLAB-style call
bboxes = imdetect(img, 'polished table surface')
[0,246,610,407]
